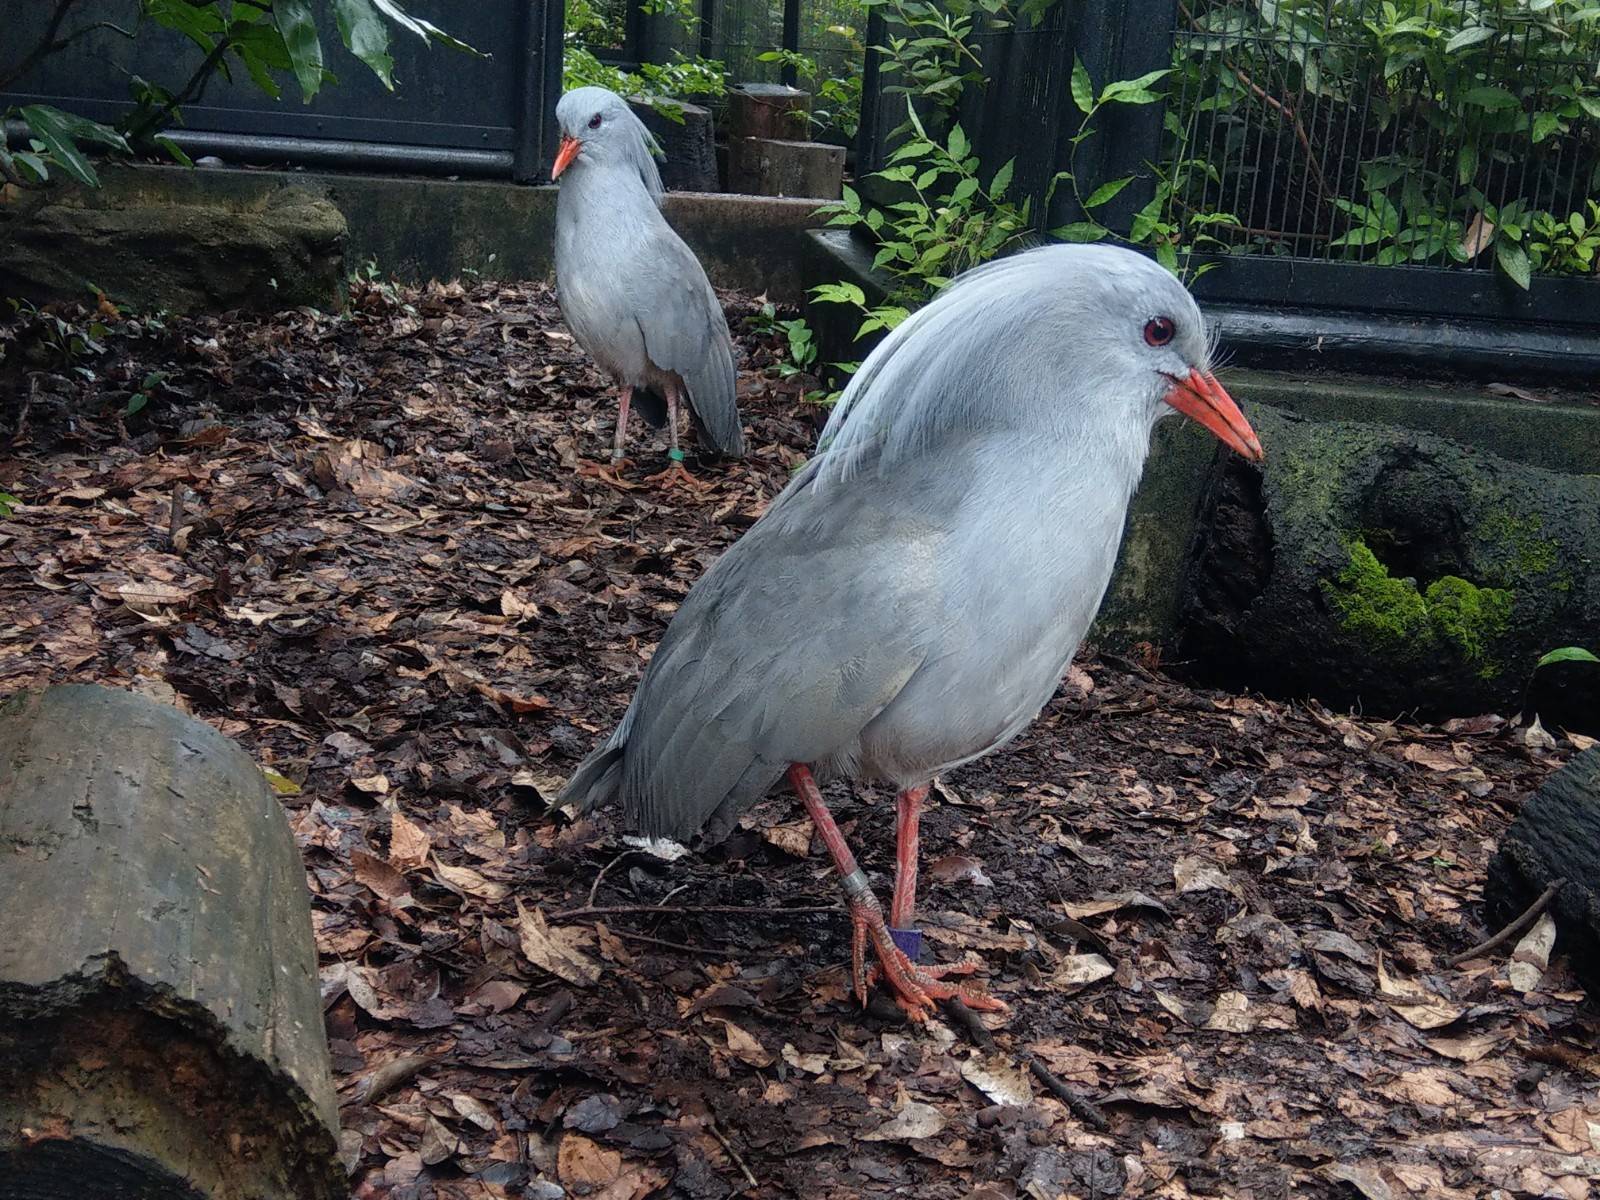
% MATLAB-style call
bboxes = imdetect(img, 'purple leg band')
[889,928,922,960]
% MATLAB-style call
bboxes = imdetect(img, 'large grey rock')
[0,176,346,313]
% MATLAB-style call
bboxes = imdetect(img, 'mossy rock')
[1179,404,1600,716]
[0,175,346,314]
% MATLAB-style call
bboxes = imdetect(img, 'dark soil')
[3,278,1597,1200]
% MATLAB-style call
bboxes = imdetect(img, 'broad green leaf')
[946,124,968,160]
[19,104,129,187]
[154,136,193,167]
[1459,86,1519,111]
[334,0,394,88]
[989,158,1013,198]
[1444,25,1493,53]
[950,176,979,203]
[1083,176,1133,208]
[1495,239,1531,288]
[1071,56,1093,115]
[1051,220,1108,242]
[273,0,325,102]
[1537,646,1599,668]
[1532,112,1560,143]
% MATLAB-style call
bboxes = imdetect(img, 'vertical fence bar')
[781,0,801,85]
[512,0,564,182]
[854,6,887,172]
[698,0,715,61]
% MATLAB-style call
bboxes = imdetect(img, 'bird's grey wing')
[630,230,744,457]
[576,473,943,840]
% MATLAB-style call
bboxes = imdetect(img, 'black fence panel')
[853,0,1600,328]
[1,1,562,180]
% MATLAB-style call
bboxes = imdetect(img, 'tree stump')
[728,137,845,199]
[1484,748,1600,995]
[628,99,720,193]
[0,685,342,1200]
[1178,405,1600,716]
[726,83,813,143]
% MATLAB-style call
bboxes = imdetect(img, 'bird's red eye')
[588,113,603,129]
[1144,316,1176,347]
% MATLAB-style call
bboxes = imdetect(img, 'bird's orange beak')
[551,134,581,180]
[1163,369,1264,462]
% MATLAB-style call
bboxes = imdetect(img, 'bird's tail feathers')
[553,739,626,818]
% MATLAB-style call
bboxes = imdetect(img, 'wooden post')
[0,685,343,1200]
[727,83,813,143]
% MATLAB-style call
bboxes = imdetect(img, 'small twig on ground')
[708,1118,758,1191]
[551,902,839,921]
[1023,1053,1110,1132]
[168,479,185,546]
[605,927,726,956]
[585,849,632,909]
[1445,877,1565,967]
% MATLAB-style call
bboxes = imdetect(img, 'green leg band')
[668,447,686,463]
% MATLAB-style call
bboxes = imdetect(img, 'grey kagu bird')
[560,243,1263,1020]
[552,87,745,489]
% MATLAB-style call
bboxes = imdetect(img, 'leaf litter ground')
[3,278,1598,1200]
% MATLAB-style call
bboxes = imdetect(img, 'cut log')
[728,137,845,199]
[1484,748,1600,995]
[628,98,720,193]
[0,685,342,1200]
[1178,405,1600,716]
[726,83,813,143]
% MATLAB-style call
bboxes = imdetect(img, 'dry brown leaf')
[350,772,390,795]
[762,818,814,858]
[1173,855,1240,897]
[351,850,414,906]
[388,809,431,871]
[1402,743,1465,773]
[1205,991,1256,1032]
[1425,1029,1508,1062]
[557,1133,621,1188]
[861,1100,946,1142]
[432,857,511,901]
[719,1020,775,1068]
[312,439,417,500]
[783,1043,828,1074]
[1321,1163,1397,1200]
[1377,953,1464,1029]
[959,1054,1032,1107]
[1045,953,1115,993]
[516,900,601,987]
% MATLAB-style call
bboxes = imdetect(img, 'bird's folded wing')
[628,234,744,455]
[617,487,944,839]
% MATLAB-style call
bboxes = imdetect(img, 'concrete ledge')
[0,165,832,308]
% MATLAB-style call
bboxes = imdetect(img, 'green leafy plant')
[563,0,725,119]
[0,491,18,518]
[0,0,474,188]
[1171,0,1600,285]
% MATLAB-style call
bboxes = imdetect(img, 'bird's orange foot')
[577,457,635,488]
[848,895,1008,1022]
[642,459,712,492]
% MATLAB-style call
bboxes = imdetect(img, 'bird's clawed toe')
[577,458,636,488]
[848,896,1007,1022]
[642,461,713,492]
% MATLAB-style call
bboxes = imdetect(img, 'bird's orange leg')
[644,383,711,492]
[788,765,1006,1022]
[890,784,927,931]
[577,386,634,486]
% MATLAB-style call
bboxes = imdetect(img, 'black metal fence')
[1,1,562,180]
[855,0,1600,326]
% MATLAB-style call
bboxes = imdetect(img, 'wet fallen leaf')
[1174,855,1240,897]
[1377,953,1464,1029]
[1045,953,1114,992]
[557,1133,620,1188]
[432,857,511,901]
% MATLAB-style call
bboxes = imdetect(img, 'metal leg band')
[839,867,872,900]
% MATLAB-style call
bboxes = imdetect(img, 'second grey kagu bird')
[560,244,1263,1020]
[552,87,744,488]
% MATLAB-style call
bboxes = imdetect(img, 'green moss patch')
[1323,539,1513,667]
